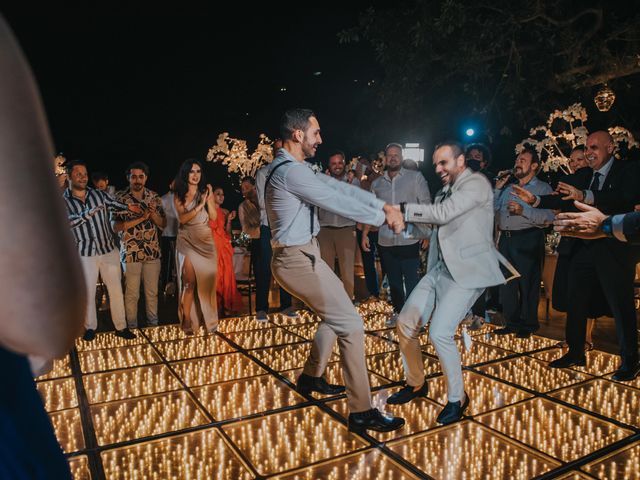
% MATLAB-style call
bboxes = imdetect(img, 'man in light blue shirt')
[261,108,405,434]
[493,148,554,337]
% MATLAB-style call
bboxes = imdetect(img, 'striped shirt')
[63,187,129,257]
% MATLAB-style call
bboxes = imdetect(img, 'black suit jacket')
[538,160,640,215]
[537,167,592,212]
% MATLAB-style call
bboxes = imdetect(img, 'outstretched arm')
[285,165,387,226]
[316,172,385,210]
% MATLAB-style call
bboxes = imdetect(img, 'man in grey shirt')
[362,143,431,319]
[317,150,358,300]
[493,147,554,337]
[261,108,405,433]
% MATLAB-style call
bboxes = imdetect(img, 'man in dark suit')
[511,146,609,348]
[512,133,639,380]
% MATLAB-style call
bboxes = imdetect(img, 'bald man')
[548,131,640,382]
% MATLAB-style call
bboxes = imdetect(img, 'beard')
[514,168,528,179]
[302,143,317,159]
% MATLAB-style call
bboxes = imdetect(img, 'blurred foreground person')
[0,15,86,479]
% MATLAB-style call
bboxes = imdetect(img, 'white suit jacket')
[404,168,518,289]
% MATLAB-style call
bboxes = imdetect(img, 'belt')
[321,225,354,230]
[500,227,542,237]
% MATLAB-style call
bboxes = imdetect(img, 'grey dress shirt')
[370,168,431,247]
[260,149,386,248]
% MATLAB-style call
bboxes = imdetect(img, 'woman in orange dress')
[209,187,243,315]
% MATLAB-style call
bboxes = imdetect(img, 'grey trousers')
[317,226,356,300]
[271,239,372,413]
[396,261,482,402]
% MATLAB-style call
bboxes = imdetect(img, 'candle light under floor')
[35,301,639,479]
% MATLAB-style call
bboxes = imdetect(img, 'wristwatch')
[601,216,613,238]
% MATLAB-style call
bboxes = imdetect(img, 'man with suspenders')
[258,108,405,433]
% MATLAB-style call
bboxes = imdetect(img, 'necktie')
[590,172,602,191]
[439,188,452,203]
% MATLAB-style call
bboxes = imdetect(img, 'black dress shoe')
[548,352,586,369]
[436,393,470,425]
[494,327,517,336]
[516,330,535,339]
[387,382,428,405]
[115,328,137,340]
[82,329,96,341]
[296,373,346,395]
[348,408,405,433]
[612,362,640,382]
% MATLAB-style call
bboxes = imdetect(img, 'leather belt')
[500,227,541,237]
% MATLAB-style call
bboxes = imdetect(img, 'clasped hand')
[383,204,405,234]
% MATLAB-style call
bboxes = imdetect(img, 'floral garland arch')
[515,103,638,174]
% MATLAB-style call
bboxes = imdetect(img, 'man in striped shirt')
[63,160,139,341]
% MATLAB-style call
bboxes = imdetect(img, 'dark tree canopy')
[340,1,640,145]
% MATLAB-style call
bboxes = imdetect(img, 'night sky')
[5,5,639,207]
[4,6,383,205]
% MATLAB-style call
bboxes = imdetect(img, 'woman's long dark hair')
[174,159,206,204]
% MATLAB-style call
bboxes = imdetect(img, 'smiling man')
[387,141,516,425]
[63,160,141,341]
[114,162,166,328]
[317,150,359,301]
[492,148,554,338]
[260,108,405,433]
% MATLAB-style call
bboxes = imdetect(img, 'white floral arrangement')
[608,126,639,155]
[54,154,67,176]
[206,133,274,178]
[515,103,588,174]
[516,103,638,173]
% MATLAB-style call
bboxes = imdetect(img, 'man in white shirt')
[363,144,431,319]
[317,151,358,300]
[160,182,179,296]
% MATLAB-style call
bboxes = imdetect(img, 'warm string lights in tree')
[206,133,274,178]
[516,103,639,173]
[594,84,616,112]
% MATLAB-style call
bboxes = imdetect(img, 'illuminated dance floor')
[36,301,640,479]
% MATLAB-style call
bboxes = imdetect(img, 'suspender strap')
[265,160,292,195]
[264,160,292,229]
[265,160,315,235]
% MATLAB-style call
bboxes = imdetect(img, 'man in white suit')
[386,141,517,424]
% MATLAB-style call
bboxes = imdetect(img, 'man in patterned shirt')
[64,160,140,341]
[114,162,166,328]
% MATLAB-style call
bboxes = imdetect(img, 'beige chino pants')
[271,238,372,413]
[317,226,356,300]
